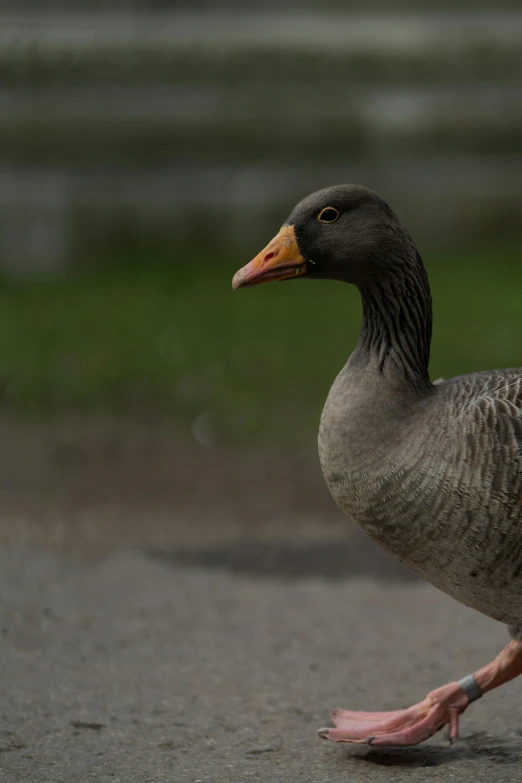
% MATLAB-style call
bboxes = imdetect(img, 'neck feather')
[352,247,433,394]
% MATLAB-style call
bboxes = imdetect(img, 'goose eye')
[318,207,340,223]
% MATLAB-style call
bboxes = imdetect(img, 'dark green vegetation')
[0,243,520,445]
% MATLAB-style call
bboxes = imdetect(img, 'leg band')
[458,674,483,703]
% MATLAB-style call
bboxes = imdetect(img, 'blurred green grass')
[0,242,520,446]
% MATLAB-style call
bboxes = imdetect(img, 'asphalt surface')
[2,539,522,783]
[0,426,522,782]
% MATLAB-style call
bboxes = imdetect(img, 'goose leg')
[318,639,522,747]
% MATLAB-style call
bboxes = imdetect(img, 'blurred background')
[0,0,521,554]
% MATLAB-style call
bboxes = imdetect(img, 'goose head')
[232,184,410,291]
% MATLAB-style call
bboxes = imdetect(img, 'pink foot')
[318,682,470,747]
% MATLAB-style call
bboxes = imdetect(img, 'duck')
[232,184,522,747]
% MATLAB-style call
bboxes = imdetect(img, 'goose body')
[233,184,522,746]
[320,366,522,630]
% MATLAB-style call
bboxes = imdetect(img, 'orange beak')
[232,225,307,290]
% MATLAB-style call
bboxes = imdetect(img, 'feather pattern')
[319,247,522,630]
[235,182,522,638]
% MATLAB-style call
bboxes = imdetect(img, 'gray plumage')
[233,183,522,745]
[281,185,522,638]
[320,366,522,635]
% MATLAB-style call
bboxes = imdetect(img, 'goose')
[232,184,522,747]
